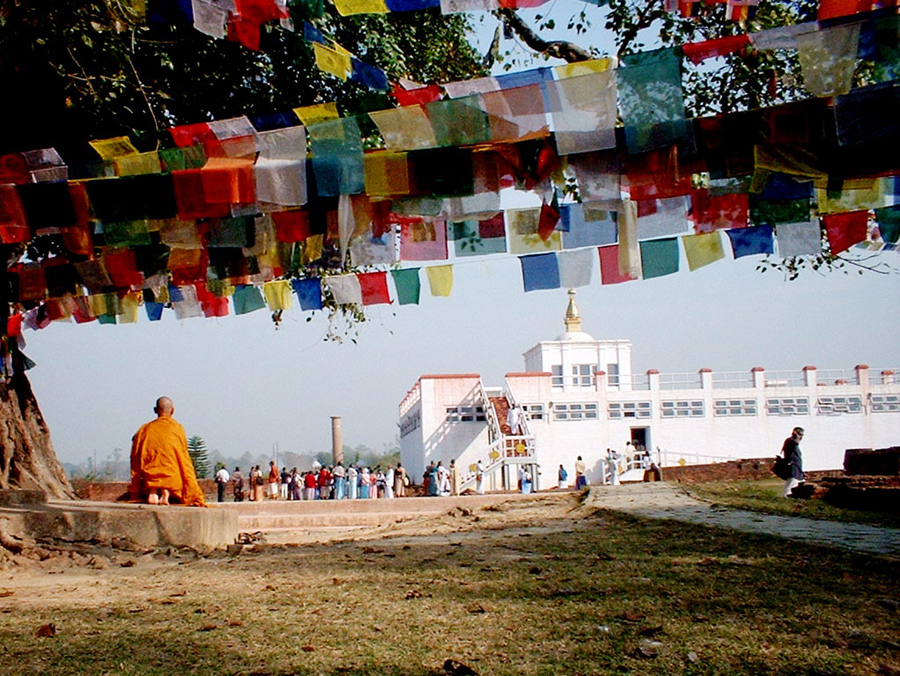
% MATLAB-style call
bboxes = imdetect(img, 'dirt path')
[586,482,900,556]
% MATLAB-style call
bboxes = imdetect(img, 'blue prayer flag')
[145,301,165,322]
[292,278,324,311]
[351,59,390,92]
[520,253,561,292]
[727,225,775,258]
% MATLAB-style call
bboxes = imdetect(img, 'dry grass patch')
[0,492,897,676]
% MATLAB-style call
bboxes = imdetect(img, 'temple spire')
[564,289,582,333]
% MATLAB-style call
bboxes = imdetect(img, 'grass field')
[1,492,898,675]
[684,479,900,529]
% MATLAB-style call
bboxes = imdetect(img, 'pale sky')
[20,5,900,465]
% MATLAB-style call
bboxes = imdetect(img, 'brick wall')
[73,479,217,502]
[657,458,842,484]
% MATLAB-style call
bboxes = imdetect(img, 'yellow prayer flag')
[618,199,642,279]
[553,57,616,79]
[114,151,162,176]
[303,234,324,263]
[369,107,438,151]
[119,292,141,323]
[364,152,411,196]
[683,231,725,271]
[332,0,388,15]
[332,42,355,57]
[815,178,888,215]
[263,280,293,311]
[312,43,352,81]
[89,136,139,160]
[425,265,453,297]
[293,102,340,126]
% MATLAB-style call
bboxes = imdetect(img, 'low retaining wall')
[659,458,842,484]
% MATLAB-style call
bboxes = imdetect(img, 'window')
[445,406,486,423]
[766,397,810,416]
[870,395,900,413]
[714,398,758,416]
[607,363,620,386]
[661,400,705,418]
[553,403,599,421]
[816,396,862,415]
[572,364,595,387]
[551,365,564,388]
[521,403,545,420]
[608,401,652,419]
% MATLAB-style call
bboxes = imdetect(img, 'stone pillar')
[752,366,765,388]
[803,365,818,388]
[883,370,895,385]
[699,368,713,389]
[331,416,344,466]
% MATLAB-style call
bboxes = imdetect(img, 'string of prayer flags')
[727,225,775,258]
[557,248,595,288]
[390,268,421,305]
[640,237,680,279]
[599,244,637,285]
[425,264,453,297]
[683,231,726,271]
[776,220,823,257]
[520,253,561,292]
[822,210,869,254]
[292,277,324,310]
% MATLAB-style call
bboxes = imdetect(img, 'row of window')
[550,364,620,388]
[444,395,898,425]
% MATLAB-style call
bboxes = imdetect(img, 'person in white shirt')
[214,465,230,503]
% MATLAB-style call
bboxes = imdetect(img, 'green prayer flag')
[640,237,680,279]
[233,285,266,315]
[875,205,900,244]
[390,268,421,305]
[426,97,492,148]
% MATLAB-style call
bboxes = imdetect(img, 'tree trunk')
[0,369,76,499]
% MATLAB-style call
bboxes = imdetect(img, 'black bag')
[772,455,791,480]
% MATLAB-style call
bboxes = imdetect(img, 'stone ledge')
[0,490,48,507]
[0,500,237,550]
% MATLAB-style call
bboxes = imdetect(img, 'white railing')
[656,448,735,468]
[657,372,703,390]
[712,371,754,389]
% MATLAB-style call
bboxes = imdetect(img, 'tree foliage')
[187,435,210,479]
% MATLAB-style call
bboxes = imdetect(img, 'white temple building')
[398,290,900,492]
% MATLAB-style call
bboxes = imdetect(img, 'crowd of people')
[213,460,411,502]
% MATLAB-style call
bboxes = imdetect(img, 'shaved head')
[154,397,175,417]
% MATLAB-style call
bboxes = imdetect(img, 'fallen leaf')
[443,658,480,676]
[619,611,646,623]
[638,625,664,637]
[36,623,56,637]
[198,624,217,632]
[0,590,14,598]
[120,559,136,568]
[301,645,315,652]
[405,590,423,599]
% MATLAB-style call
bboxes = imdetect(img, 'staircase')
[453,387,539,494]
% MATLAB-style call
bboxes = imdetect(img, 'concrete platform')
[214,491,546,532]
[0,493,237,550]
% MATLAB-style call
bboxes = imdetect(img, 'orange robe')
[128,416,207,506]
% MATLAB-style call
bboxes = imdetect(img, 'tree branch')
[496,8,593,63]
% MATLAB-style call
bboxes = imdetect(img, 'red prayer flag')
[599,245,637,285]
[682,35,750,65]
[0,185,29,244]
[103,249,144,288]
[0,153,29,185]
[691,189,749,233]
[538,201,560,242]
[227,17,261,51]
[823,210,869,254]
[357,271,391,306]
[61,183,93,256]
[391,83,443,107]
[273,210,311,242]
[626,146,692,201]
[169,123,220,151]
[7,313,23,337]
[172,170,231,220]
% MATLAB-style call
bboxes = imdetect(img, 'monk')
[128,397,207,506]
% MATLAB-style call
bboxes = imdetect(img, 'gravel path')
[586,483,900,556]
